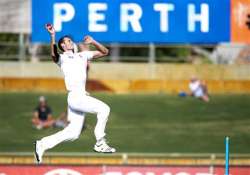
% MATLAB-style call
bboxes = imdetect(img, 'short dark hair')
[58,35,72,51]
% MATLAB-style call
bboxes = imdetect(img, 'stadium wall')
[1,153,250,175]
[1,62,250,93]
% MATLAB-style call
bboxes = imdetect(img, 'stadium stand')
[0,0,30,33]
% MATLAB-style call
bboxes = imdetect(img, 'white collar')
[63,50,74,55]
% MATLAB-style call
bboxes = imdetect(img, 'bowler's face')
[63,37,74,51]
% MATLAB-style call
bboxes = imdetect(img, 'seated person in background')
[32,96,54,129]
[55,109,87,130]
[189,76,210,102]
[54,109,69,128]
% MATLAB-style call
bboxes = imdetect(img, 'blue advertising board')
[32,0,230,44]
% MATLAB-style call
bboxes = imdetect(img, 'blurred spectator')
[53,109,69,128]
[32,96,54,129]
[189,76,210,102]
[54,109,88,130]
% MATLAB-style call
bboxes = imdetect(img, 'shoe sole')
[34,141,41,164]
[93,149,115,153]
[93,147,116,153]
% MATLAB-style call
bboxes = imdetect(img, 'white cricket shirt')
[189,80,203,97]
[57,51,93,92]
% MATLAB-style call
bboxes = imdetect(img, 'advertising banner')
[32,0,230,44]
[1,165,250,175]
[231,0,250,43]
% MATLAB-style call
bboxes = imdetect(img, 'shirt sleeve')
[80,51,94,60]
[52,44,60,63]
[56,55,62,66]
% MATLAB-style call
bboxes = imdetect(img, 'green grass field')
[0,92,250,154]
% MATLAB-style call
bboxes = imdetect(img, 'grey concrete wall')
[0,0,30,33]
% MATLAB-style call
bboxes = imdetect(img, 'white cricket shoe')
[94,138,116,153]
[34,140,44,164]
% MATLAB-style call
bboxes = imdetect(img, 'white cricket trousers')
[39,91,110,151]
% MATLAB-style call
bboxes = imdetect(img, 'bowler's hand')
[84,35,95,44]
[45,24,55,36]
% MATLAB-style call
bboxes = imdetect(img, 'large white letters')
[188,4,209,32]
[52,2,211,34]
[53,3,75,32]
[88,3,108,32]
[154,3,175,32]
[105,172,122,175]
[120,3,143,32]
